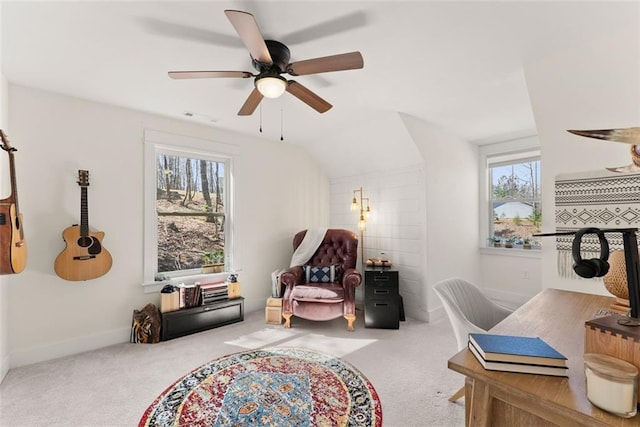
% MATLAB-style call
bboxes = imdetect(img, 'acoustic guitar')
[54,170,112,281]
[0,130,27,274]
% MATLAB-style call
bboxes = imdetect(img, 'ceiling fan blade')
[224,10,272,65]
[168,71,254,79]
[286,81,332,113]
[287,52,363,76]
[568,127,640,145]
[238,88,264,116]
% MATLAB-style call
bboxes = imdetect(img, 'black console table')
[161,297,244,341]
[364,268,402,329]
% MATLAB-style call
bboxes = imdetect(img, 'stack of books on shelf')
[199,281,229,305]
[177,283,202,309]
[468,333,568,377]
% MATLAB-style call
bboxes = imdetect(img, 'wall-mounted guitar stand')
[536,228,640,320]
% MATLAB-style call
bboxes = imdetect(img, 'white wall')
[5,84,329,368]
[0,0,9,383]
[400,114,481,315]
[330,166,427,319]
[328,113,481,322]
[525,28,640,295]
[479,251,541,308]
[301,110,423,180]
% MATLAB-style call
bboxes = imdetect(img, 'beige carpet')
[0,309,465,426]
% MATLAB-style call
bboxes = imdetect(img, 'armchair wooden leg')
[344,315,356,332]
[448,385,465,402]
[283,313,292,328]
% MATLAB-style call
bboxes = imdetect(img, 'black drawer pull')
[374,276,390,282]
[374,303,389,307]
[374,289,390,295]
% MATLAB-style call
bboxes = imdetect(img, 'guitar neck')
[4,140,24,242]
[80,186,89,237]
[0,145,16,202]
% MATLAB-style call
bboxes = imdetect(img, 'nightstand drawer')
[365,285,398,302]
[365,297,400,329]
[365,270,399,287]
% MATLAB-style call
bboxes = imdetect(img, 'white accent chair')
[434,277,514,402]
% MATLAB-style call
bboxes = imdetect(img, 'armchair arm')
[341,268,362,317]
[342,268,362,289]
[281,266,304,313]
[281,266,304,288]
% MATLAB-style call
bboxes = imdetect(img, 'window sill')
[142,272,229,294]
[479,247,542,259]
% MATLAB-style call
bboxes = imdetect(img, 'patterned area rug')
[139,347,382,427]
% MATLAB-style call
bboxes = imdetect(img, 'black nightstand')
[364,268,400,329]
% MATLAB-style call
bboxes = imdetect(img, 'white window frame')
[142,130,238,293]
[479,136,542,257]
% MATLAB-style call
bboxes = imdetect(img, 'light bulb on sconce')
[358,214,367,231]
[351,197,359,212]
[350,187,372,262]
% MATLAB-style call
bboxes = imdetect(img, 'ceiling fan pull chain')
[280,107,284,141]
[259,103,263,133]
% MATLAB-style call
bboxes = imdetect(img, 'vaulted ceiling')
[3,1,639,148]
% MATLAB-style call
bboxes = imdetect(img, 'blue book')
[468,341,568,377]
[469,333,567,368]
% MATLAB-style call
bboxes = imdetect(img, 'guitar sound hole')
[77,236,93,248]
[77,236,103,255]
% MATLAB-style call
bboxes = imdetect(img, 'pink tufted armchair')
[281,229,362,331]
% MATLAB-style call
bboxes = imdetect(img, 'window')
[143,130,236,286]
[155,152,226,274]
[479,137,541,250]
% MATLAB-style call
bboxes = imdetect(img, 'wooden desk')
[448,288,640,426]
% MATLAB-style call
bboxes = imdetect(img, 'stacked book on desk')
[199,281,230,305]
[468,333,568,377]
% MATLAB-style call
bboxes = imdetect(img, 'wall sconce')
[351,187,371,262]
[351,187,371,230]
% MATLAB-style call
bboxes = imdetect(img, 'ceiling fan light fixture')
[255,75,287,98]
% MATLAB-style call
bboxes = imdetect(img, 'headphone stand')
[620,229,640,319]
[536,228,640,319]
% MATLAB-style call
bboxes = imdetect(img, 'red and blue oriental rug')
[139,347,382,426]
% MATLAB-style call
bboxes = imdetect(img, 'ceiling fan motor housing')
[253,40,291,74]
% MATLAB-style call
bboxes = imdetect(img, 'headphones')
[572,227,610,278]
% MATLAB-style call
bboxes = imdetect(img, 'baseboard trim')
[9,326,131,369]
[9,298,266,369]
[0,354,9,384]
[428,305,446,322]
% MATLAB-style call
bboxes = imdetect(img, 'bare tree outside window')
[156,154,226,272]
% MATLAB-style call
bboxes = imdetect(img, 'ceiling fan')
[168,10,364,116]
